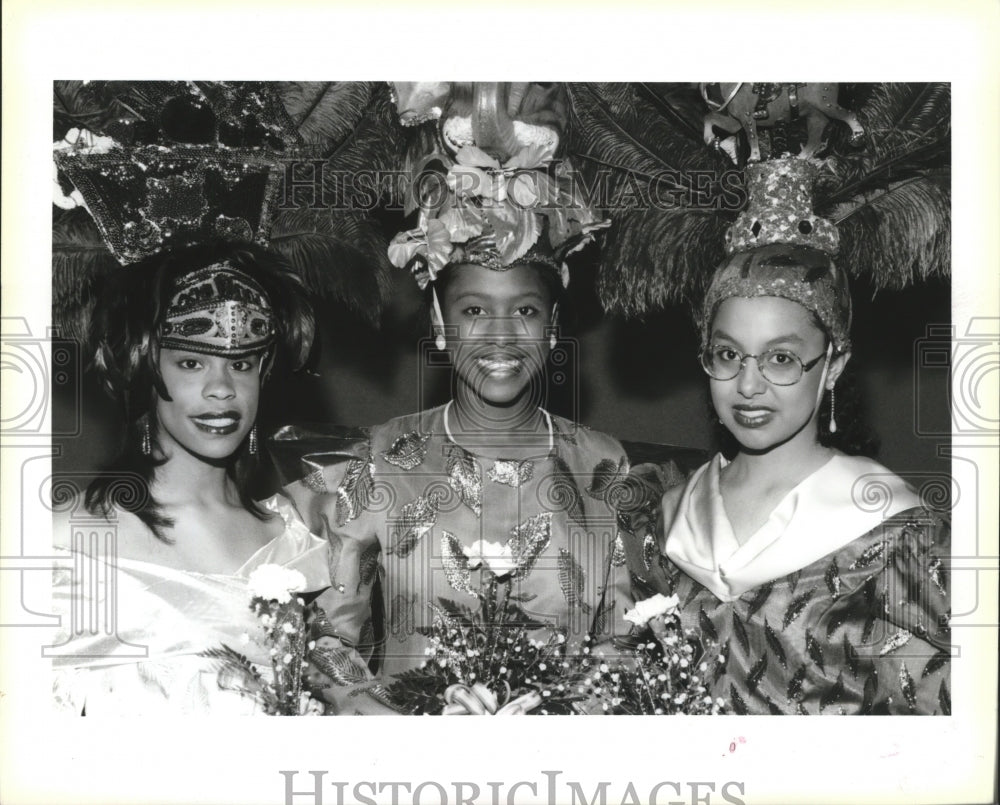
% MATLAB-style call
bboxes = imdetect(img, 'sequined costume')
[273,405,633,702]
[51,495,331,715]
[621,454,950,715]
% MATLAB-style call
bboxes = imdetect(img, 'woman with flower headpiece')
[49,82,341,714]
[618,155,951,715]
[273,83,634,714]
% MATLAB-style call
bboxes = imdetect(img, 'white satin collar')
[664,453,921,602]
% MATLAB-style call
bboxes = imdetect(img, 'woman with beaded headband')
[272,85,636,714]
[618,157,951,715]
[51,241,336,715]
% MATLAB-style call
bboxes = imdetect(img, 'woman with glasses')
[623,241,950,715]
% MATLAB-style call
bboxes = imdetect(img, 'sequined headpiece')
[701,156,852,353]
[160,262,276,357]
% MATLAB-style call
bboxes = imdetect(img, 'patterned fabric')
[274,405,632,691]
[51,495,332,715]
[619,456,951,715]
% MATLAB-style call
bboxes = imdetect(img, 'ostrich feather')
[51,207,120,344]
[268,208,393,323]
[833,175,950,288]
[598,206,730,316]
[277,82,377,152]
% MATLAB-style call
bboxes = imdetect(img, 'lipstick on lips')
[190,410,242,435]
[732,405,774,429]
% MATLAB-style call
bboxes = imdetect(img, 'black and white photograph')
[1,3,997,805]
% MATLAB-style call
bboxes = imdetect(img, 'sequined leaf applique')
[380,431,430,470]
[860,614,878,646]
[488,459,534,488]
[782,587,816,630]
[732,611,750,655]
[303,468,327,494]
[549,456,586,526]
[850,539,887,571]
[786,569,802,596]
[729,684,749,714]
[898,662,917,712]
[819,672,845,713]
[389,593,418,638]
[746,652,767,694]
[879,629,913,656]
[508,513,552,581]
[764,696,785,715]
[824,559,842,599]
[938,679,951,715]
[927,555,947,597]
[592,592,614,635]
[440,531,478,598]
[309,644,370,686]
[610,532,627,568]
[922,649,950,678]
[786,665,807,703]
[713,641,730,684]
[335,457,375,527]
[446,443,482,517]
[764,619,787,670]
[356,542,381,593]
[860,670,879,714]
[745,581,774,619]
[586,457,627,501]
[805,629,826,675]
[843,633,860,679]
[642,533,657,571]
[699,608,719,643]
[557,548,591,613]
[683,579,703,611]
[387,495,438,557]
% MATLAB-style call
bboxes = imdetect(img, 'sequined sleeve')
[873,508,951,714]
[269,425,386,708]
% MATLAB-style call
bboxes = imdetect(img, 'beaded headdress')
[387,82,608,291]
[700,157,853,353]
[160,262,276,358]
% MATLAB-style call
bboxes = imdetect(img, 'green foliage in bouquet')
[379,534,587,715]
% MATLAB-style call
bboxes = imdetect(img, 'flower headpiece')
[700,157,853,353]
[160,262,276,358]
[388,83,608,290]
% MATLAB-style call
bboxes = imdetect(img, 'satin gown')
[51,495,331,715]
[620,454,951,715]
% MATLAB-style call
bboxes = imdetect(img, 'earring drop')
[828,385,838,434]
[435,333,447,351]
[549,333,557,350]
[248,425,258,456]
[141,419,151,456]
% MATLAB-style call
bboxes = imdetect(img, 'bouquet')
[379,536,585,715]
[570,593,728,715]
[202,564,327,715]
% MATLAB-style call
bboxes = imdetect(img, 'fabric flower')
[462,539,517,578]
[246,564,307,604]
[387,219,453,286]
[623,593,680,627]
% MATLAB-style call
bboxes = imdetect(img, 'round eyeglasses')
[700,345,828,386]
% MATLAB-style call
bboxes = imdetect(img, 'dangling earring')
[141,418,151,456]
[248,425,258,456]
[549,332,557,350]
[828,385,838,434]
[435,333,447,351]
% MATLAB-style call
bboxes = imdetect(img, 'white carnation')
[623,593,680,626]
[247,564,307,603]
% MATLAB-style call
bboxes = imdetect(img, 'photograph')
[2,4,997,805]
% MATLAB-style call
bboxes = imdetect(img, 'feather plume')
[277,82,377,152]
[268,208,392,322]
[51,207,120,344]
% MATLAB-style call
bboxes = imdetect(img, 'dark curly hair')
[84,241,315,540]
